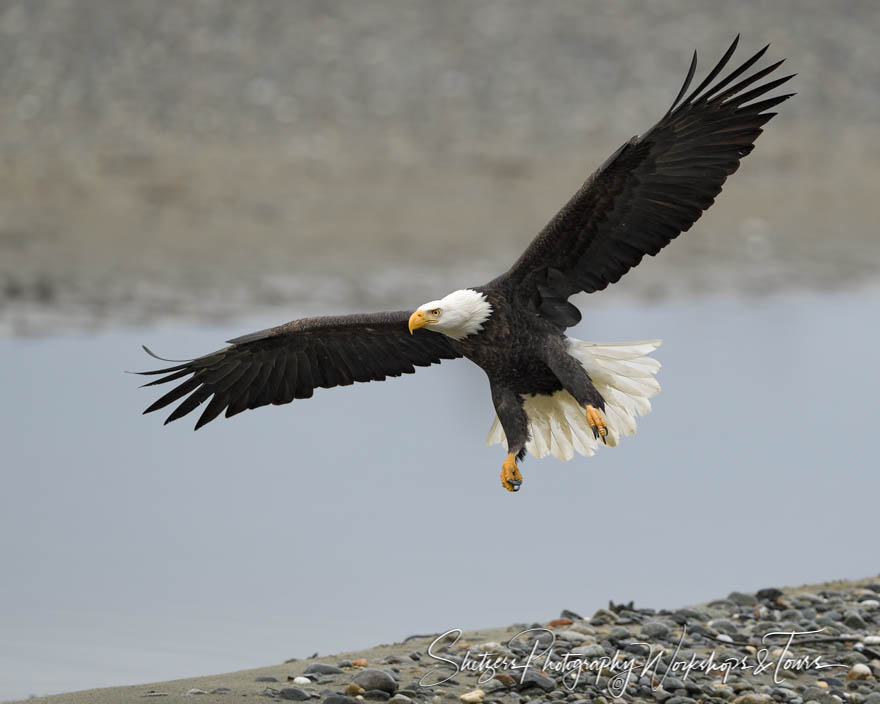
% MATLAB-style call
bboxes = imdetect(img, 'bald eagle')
[139,37,793,492]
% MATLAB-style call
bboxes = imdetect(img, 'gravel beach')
[14,577,880,704]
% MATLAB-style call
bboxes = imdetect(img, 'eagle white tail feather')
[485,338,662,461]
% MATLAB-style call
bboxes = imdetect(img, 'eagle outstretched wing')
[138,312,461,429]
[490,36,795,328]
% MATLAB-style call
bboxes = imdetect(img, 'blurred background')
[2,1,879,700]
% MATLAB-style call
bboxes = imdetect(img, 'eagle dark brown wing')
[138,311,461,429]
[490,36,795,328]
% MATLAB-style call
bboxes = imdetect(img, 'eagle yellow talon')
[500,453,523,492]
[586,404,608,444]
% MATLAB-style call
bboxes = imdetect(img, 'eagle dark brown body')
[139,37,794,492]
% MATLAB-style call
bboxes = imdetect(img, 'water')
[1,288,878,701]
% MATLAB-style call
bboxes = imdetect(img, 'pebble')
[728,592,758,606]
[663,677,687,692]
[323,697,359,704]
[848,664,873,680]
[518,670,555,692]
[478,641,504,651]
[347,685,366,696]
[256,676,280,682]
[547,618,573,627]
[306,663,346,675]
[591,609,622,625]
[709,618,740,635]
[281,689,311,701]
[353,670,399,695]
[554,630,586,642]
[184,690,208,696]
[566,623,597,636]
[293,677,313,685]
[382,654,412,664]
[459,690,485,703]
[733,695,773,704]
[641,621,671,639]
[846,612,870,630]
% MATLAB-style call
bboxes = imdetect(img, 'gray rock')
[641,621,671,639]
[590,609,620,625]
[323,697,359,704]
[256,676,280,682]
[353,670,399,695]
[731,695,773,704]
[709,618,740,635]
[712,685,736,700]
[388,696,413,704]
[382,654,412,664]
[675,608,706,620]
[862,694,880,704]
[756,588,783,601]
[844,611,868,629]
[399,683,428,695]
[306,663,346,675]
[519,670,556,692]
[707,599,739,611]
[728,592,758,606]
[561,609,583,621]
[609,626,631,639]
[799,691,837,704]
[363,691,391,701]
[281,689,311,701]
[662,677,687,692]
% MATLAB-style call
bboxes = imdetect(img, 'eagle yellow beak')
[408,309,428,334]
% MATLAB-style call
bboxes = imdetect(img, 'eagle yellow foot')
[500,453,523,492]
[586,404,608,444]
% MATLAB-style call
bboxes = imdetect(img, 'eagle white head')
[408,289,493,341]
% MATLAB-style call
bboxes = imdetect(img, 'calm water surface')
[1,289,878,700]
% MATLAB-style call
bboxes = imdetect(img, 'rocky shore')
[18,577,880,704]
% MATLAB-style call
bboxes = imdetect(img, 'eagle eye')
[431,308,441,316]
